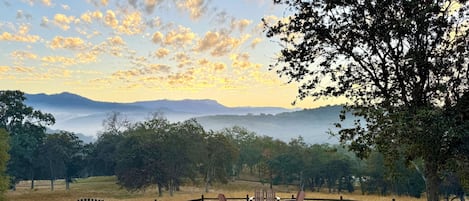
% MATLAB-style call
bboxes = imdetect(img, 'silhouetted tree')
[264,1,469,200]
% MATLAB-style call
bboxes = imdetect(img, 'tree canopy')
[264,1,469,201]
[0,90,55,189]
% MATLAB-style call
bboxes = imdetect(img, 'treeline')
[0,91,466,199]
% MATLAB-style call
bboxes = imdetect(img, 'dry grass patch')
[6,177,426,201]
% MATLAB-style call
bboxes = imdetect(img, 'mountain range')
[24,92,352,144]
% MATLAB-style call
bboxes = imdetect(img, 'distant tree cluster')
[0,90,466,200]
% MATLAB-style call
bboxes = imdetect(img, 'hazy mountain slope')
[24,92,141,112]
[22,92,351,144]
[22,92,295,139]
[196,106,353,144]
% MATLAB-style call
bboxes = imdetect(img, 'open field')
[6,176,426,201]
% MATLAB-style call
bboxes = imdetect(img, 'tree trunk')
[205,168,211,193]
[157,182,163,197]
[65,177,70,190]
[50,179,54,191]
[49,159,54,191]
[269,169,273,189]
[30,168,35,189]
[424,160,440,201]
[30,178,34,190]
[169,179,174,196]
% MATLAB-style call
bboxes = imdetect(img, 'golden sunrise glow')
[0,0,344,109]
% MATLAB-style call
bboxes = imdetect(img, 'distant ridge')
[24,92,293,115]
[196,105,348,144]
[22,92,348,144]
[24,92,140,111]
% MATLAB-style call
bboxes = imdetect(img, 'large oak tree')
[264,1,469,201]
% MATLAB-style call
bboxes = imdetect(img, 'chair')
[266,189,276,201]
[295,190,305,201]
[255,189,264,201]
[218,193,227,201]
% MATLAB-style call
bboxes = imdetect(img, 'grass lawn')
[5,176,426,201]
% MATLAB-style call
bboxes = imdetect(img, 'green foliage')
[0,129,9,200]
[40,131,84,190]
[264,1,469,201]
[202,130,239,192]
[0,90,55,188]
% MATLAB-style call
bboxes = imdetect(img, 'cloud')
[128,0,138,8]
[212,62,226,71]
[172,52,192,68]
[11,50,38,60]
[0,25,40,43]
[42,0,52,6]
[151,31,164,43]
[111,64,170,79]
[250,37,262,49]
[197,59,226,72]
[61,4,70,10]
[230,52,261,69]
[41,56,76,66]
[176,0,208,20]
[107,36,125,46]
[154,48,170,58]
[13,66,34,73]
[53,13,76,30]
[80,11,103,23]
[76,51,98,63]
[16,10,33,20]
[231,18,252,33]
[166,70,194,86]
[152,25,196,47]
[16,10,25,19]
[0,66,10,74]
[194,31,245,56]
[100,0,109,6]
[165,26,196,46]
[49,36,87,50]
[144,0,162,14]
[146,17,161,28]
[104,10,119,28]
[40,16,49,27]
[41,51,98,66]
[117,12,145,35]
[212,10,230,24]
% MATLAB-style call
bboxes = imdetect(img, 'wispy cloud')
[0,24,40,43]
[230,52,261,69]
[176,0,208,20]
[49,36,88,50]
[194,31,247,57]
[104,10,119,28]
[80,10,103,24]
[53,13,76,30]
[152,25,196,47]
[0,66,10,74]
[154,48,170,58]
[11,50,38,60]
[117,12,145,35]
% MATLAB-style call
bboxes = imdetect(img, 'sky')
[0,0,344,108]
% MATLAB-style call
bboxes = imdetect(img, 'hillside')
[196,105,352,144]
[23,92,351,144]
